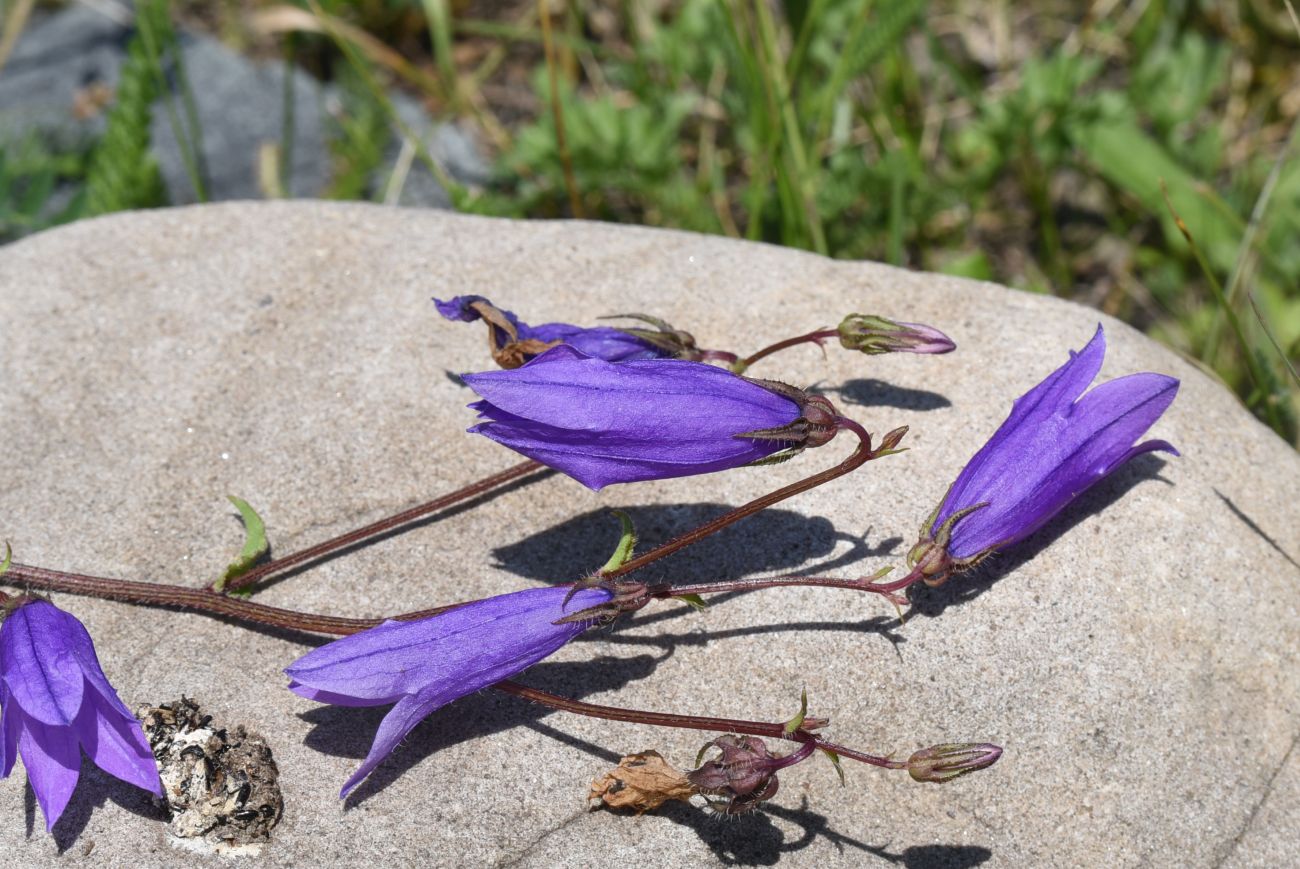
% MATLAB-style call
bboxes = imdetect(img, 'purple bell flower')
[462,345,839,490]
[0,598,162,830]
[286,585,613,797]
[909,325,1179,585]
[434,295,675,367]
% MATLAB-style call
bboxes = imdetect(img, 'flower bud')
[836,314,955,355]
[906,742,1002,783]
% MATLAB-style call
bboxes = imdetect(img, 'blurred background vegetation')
[2,0,1297,444]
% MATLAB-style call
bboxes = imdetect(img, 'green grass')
[2,0,1296,443]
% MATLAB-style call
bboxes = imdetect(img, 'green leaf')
[215,496,269,593]
[0,541,11,576]
[1071,117,1243,276]
[819,747,846,786]
[597,510,637,574]
[675,593,708,611]
[783,688,809,735]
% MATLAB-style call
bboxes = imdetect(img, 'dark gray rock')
[0,5,487,206]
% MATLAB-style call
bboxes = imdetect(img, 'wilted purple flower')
[688,734,816,815]
[462,345,840,490]
[909,325,1178,585]
[837,314,956,355]
[0,598,162,830]
[286,585,613,797]
[435,295,679,367]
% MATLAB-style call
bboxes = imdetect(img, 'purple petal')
[894,321,957,354]
[946,370,1179,558]
[433,295,491,322]
[0,601,88,726]
[935,326,1107,533]
[338,691,441,797]
[76,692,161,795]
[288,680,402,708]
[288,585,615,797]
[463,346,800,489]
[0,686,18,778]
[1103,438,1179,474]
[1005,324,1106,427]
[286,586,611,705]
[16,713,82,830]
[468,403,788,490]
[526,323,662,362]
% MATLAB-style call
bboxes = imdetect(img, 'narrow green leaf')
[674,593,708,611]
[597,510,637,574]
[216,496,269,593]
[819,747,846,786]
[783,688,809,735]
[0,541,11,576]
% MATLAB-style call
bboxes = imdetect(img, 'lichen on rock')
[136,698,283,856]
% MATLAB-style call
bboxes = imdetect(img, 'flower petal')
[338,691,441,797]
[0,686,19,778]
[0,601,87,726]
[17,713,82,831]
[1004,324,1107,429]
[947,371,1179,558]
[468,403,786,490]
[462,346,801,488]
[285,586,611,704]
[465,345,797,435]
[287,680,402,708]
[525,323,660,362]
[76,691,161,795]
[433,295,490,322]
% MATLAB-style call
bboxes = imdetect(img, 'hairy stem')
[4,562,461,635]
[495,680,906,769]
[219,459,544,593]
[603,420,891,580]
[649,572,890,599]
[733,328,838,374]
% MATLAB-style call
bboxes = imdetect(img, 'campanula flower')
[908,325,1178,585]
[286,585,613,797]
[0,598,162,830]
[434,295,682,367]
[462,345,841,490]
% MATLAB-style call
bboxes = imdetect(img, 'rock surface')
[0,202,1296,868]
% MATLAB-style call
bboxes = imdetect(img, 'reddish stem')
[603,420,888,580]
[494,680,906,769]
[733,328,838,373]
[4,562,459,635]
[219,459,544,593]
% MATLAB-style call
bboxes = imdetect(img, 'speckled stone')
[0,202,1296,868]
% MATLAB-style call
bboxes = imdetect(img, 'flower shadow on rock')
[26,761,165,853]
[297,654,664,807]
[830,378,952,412]
[654,796,993,866]
[488,504,859,585]
[906,451,1174,618]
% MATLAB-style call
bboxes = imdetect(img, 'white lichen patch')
[136,698,283,855]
